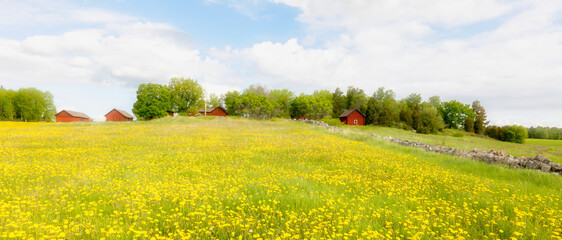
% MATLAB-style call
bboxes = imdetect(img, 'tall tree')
[208,93,223,108]
[310,90,333,120]
[268,89,294,118]
[14,88,55,122]
[289,94,312,119]
[428,96,441,109]
[0,88,16,120]
[168,77,203,114]
[331,87,346,118]
[345,86,368,113]
[440,100,475,129]
[223,91,241,115]
[472,100,488,134]
[133,83,171,120]
[365,96,380,125]
[373,87,398,126]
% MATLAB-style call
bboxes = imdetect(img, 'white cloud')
[2,0,562,126]
[232,0,562,126]
[0,0,135,27]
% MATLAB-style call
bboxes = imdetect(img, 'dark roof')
[198,106,226,113]
[339,109,366,118]
[104,109,134,119]
[56,110,92,119]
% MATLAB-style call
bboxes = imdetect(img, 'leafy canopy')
[133,83,171,120]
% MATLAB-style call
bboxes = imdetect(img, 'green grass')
[341,124,562,163]
[527,138,562,147]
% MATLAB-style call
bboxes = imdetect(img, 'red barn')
[198,106,228,117]
[105,109,134,122]
[55,110,92,122]
[339,109,365,126]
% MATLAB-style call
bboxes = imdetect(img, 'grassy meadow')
[346,125,562,164]
[526,138,562,147]
[1,118,562,239]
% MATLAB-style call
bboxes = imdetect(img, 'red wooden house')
[197,106,228,117]
[339,109,365,125]
[55,110,92,122]
[105,109,134,122]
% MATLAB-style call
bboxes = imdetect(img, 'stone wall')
[295,119,562,175]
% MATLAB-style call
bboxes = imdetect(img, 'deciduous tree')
[168,77,203,114]
[133,83,171,120]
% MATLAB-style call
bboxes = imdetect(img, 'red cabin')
[339,109,365,126]
[55,110,92,122]
[105,109,134,122]
[197,106,228,117]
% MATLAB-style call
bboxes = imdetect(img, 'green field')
[342,125,562,163]
[1,118,561,239]
[527,138,562,147]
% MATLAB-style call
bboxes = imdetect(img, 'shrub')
[485,125,507,141]
[485,125,527,143]
[452,132,464,138]
[322,117,345,127]
[505,125,528,144]
[419,108,444,134]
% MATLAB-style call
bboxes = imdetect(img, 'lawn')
[348,125,562,163]
[0,118,561,239]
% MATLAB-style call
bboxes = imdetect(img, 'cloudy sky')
[1,0,561,126]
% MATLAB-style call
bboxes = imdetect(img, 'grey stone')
[540,164,552,172]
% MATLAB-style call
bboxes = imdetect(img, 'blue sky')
[76,0,303,48]
[1,0,562,127]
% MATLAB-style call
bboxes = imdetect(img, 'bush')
[505,125,528,144]
[452,132,464,138]
[485,125,527,143]
[419,108,444,134]
[322,117,345,127]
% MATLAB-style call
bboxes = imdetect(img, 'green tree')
[332,87,346,118]
[310,90,333,120]
[464,118,474,133]
[133,83,171,120]
[365,96,380,125]
[223,90,241,115]
[505,125,528,144]
[268,89,294,118]
[374,87,398,126]
[238,91,275,119]
[399,109,413,128]
[378,105,395,127]
[0,88,16,120]
[346,86,368,114]
[168,77,203,114]
[440,100,475,129]
[208,93,223,108]
[290,94,312,119]
[14,88,55,122]
[428,96,441,109]
[472,100,488,134]
[419,107,444,134]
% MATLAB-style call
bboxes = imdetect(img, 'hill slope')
[343,125,562,163]
[0,118,561,239]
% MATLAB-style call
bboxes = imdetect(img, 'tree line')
[132,79,534,143]
[0,86,55,122]
[528,126,562,140]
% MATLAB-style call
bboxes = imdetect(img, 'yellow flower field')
[0,118,561,239]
